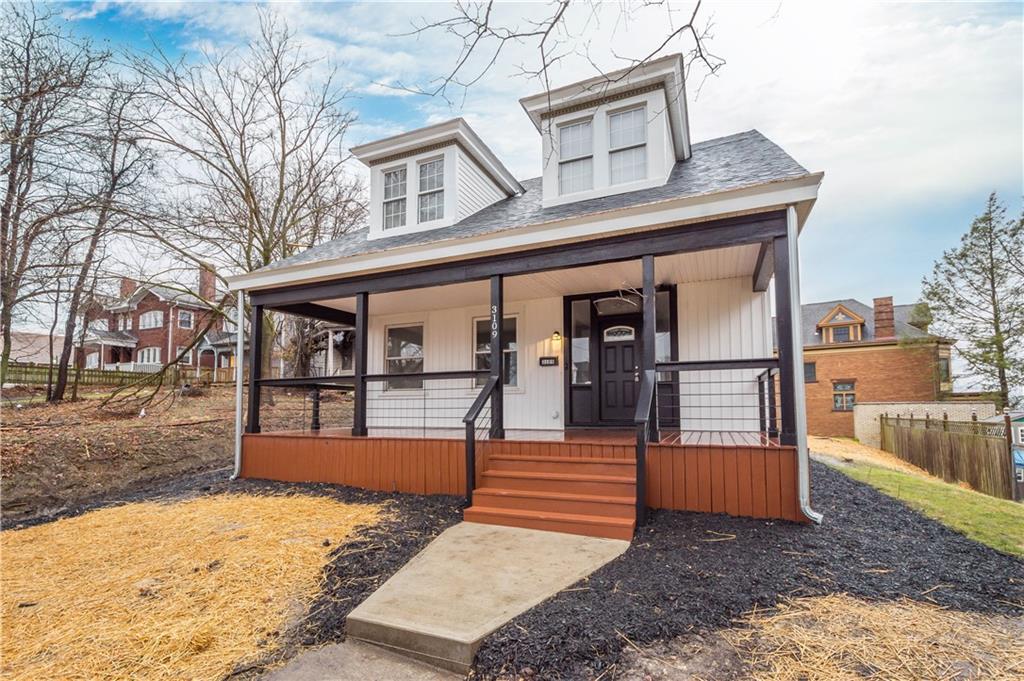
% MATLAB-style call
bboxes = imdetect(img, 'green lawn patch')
[839,463,1024,558]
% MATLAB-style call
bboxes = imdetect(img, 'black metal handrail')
[633,369,656,527]
[256,376,356,388]
[463,375,500,506]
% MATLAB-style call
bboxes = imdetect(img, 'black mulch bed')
[473,462,1024,680]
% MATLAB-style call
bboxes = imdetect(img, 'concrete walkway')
[264,640,460,681]
[346,521,630,673]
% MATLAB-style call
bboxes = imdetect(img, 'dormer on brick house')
[519,53,690,208]
[352,118,524,239]
[815,303,866,344]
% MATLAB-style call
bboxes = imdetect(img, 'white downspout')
[231,290,245,480]
[787,204,823,523]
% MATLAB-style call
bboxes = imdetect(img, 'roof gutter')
[786,204,822,524]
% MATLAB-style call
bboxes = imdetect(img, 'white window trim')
[85,351,99,369]
[557,117,594,196]
[471,314,523,393]
[178,310,194,329]
[176,345,194,365]
[383,322,426,393]
[139,310,164,330]
[607,105,647,185]
[137,346,161,364]
[416,156,445,224]
[382,165,408,230]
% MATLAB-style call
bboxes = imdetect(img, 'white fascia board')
[351,118,522,196]
[227,172,823,292]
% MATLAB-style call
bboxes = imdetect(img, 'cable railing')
[252,376,356,434]
[653,358,782,446]
[464,375,500,505]
[362,370,490,439]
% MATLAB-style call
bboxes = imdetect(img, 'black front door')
[599,317,641,422]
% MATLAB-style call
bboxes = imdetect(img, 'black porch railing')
[251,376,356,433]
[634,369,656,527]
[653,358,783,446]
[464,375,500,505]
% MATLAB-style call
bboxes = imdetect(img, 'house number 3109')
[490,305,499,339]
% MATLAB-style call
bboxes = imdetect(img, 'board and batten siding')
[675,277,773,432]
[365,296,565,433]
[455,148,506,221]
[361,275,771,433]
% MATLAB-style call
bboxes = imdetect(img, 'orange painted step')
[472,487,635,518]
[479,470,636,497]
[464,506,635,541]
[486,455,636,477]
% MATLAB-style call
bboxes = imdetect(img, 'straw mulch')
[808,436,926,476]
[1,493,381,681]
[728,593,1024,681]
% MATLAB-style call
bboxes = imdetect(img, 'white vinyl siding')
[383,167,407,230]
[456,148,505,220]
[558,119,593,195]
[139,311,163,329]
[608,107,647,184]
[417,158,444,223]
[137,346,161,364]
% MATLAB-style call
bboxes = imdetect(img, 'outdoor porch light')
[552,330,562,344]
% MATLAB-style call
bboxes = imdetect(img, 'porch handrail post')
[489,275,505,439]
[352,292,369,436]
[642,254,658,440]
[772,236,797,446]
[244,303,264,434]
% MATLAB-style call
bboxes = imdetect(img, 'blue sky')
[63,1,1023,308]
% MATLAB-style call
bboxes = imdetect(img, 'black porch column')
[773,235,797,445]
[245,304,264,433]
[490,275,505,439]
[642,255,658,438]
[352,292,369,437]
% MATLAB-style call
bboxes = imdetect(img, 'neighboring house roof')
[982,411,1024,423]
[201,330,246,348]
[105,284,209,312]
[83,329,138,346]
[255,129,810,274]
[772,299,945,349]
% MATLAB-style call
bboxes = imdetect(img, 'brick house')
[78,265,243,372]
[777,296,954,437]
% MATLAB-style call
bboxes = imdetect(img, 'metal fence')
[880,414,1016,501]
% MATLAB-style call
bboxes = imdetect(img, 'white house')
[227,54,824,539]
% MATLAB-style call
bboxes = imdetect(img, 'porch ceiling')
[314,243,760,315]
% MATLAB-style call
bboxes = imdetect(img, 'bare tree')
[50,77,155,402]
[393,0,723,105]
[1,3,108,383]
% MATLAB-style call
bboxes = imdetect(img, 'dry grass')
[809,435,927,476]
[728,594,1024,680]
[1,493,381,681]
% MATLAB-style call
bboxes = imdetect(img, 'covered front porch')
[236,209,814,535]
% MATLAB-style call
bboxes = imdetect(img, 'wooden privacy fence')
[5,361,249,388]
[879,414,1015,500]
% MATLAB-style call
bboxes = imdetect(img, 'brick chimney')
[873,296,895,340]
[199,263,216,301]
[120,276,138,299]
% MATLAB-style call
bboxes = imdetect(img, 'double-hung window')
[383,168,407,229]
[385,324,424,390]
[176,345,193,364]
[178,310,193,329]
[474,317,518,387]
[608,107,646,185]
[417,158,444,223]
[137,347,161,364]
[139,311,163,329]
[558,119,593,195]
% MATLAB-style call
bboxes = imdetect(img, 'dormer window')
[608,107,647,184]
[417,158,444,222]
[383,168,407,230]
[558,119,593,195]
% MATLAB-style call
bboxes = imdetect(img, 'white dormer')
[352,118,523,240]
[519,54,691,208]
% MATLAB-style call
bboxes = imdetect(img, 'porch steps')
[466,453,637,540]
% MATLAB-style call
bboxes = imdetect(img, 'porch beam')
[489,275,505,439]
[772,236,797,446]
[642,255,658,439]
[269,302,355,326]
[250,211,787,307]
[752,241,774,292]
[352,292,369,437]
[244,304,264,434]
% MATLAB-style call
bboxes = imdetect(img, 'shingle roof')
[86,329,137,344]
[257,129,811,273]
[794,299,934,347]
